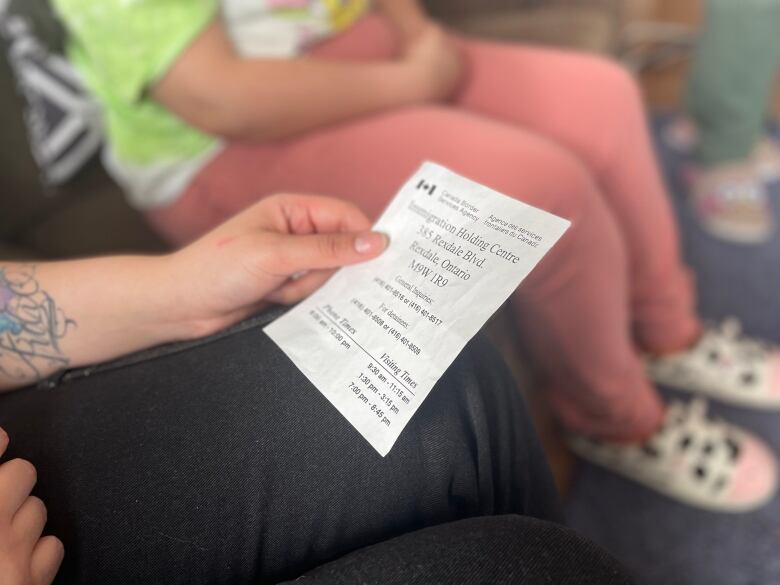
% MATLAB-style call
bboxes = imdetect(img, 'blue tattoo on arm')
[0,265,75,384]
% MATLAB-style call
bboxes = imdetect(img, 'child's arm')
[0,195,387,392]
[150,18,461,142]
[374,0,433,41]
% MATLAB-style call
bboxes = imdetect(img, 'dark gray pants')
[291,515,636,585]
[0,309,626,584]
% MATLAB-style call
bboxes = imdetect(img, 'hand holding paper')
[265,162,570,455]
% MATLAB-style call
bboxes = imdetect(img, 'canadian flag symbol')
[416,179,437,196]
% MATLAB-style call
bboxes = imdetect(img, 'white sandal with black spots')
[647,318,780,410]
[570,399,777,512]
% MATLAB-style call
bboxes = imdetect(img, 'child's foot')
[753,136,780,182]
[686,160,774,244]
[569,399,777,512]
[647,318,780,410]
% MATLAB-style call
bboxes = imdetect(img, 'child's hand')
[167,194,388,337]
[403,23,464,102]
[0,429,63,585]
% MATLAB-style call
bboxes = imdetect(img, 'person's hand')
[0,429,63,585]
[402,23,464,103]
[167,194,388,337]
[0,194,387,389]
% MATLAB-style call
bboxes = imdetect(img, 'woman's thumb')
[277,231,388,273]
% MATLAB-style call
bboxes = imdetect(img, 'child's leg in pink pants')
[455,40,700,356]
[147,15,699,440]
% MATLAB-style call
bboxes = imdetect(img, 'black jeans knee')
[0,309,561,584]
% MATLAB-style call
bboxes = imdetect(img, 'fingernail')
[0,428,7,447]
[355,232,388,254]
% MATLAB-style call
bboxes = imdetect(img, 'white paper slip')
[264,162,570,456]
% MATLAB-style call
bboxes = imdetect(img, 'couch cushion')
[16,158,169,259]
[0,242,37,261]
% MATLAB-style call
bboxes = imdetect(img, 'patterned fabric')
[223,0,370,57]
[0,0,102,186]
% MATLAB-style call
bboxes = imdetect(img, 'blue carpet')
[566,118,780,585]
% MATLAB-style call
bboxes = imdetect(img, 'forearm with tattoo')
[0,265,74,386]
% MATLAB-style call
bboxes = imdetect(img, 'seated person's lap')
[287,515,636,585]
[0,309,561,584]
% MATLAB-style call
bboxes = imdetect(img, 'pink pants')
[147,14,701,440]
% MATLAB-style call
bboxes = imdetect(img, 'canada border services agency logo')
[416,179,437,196]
